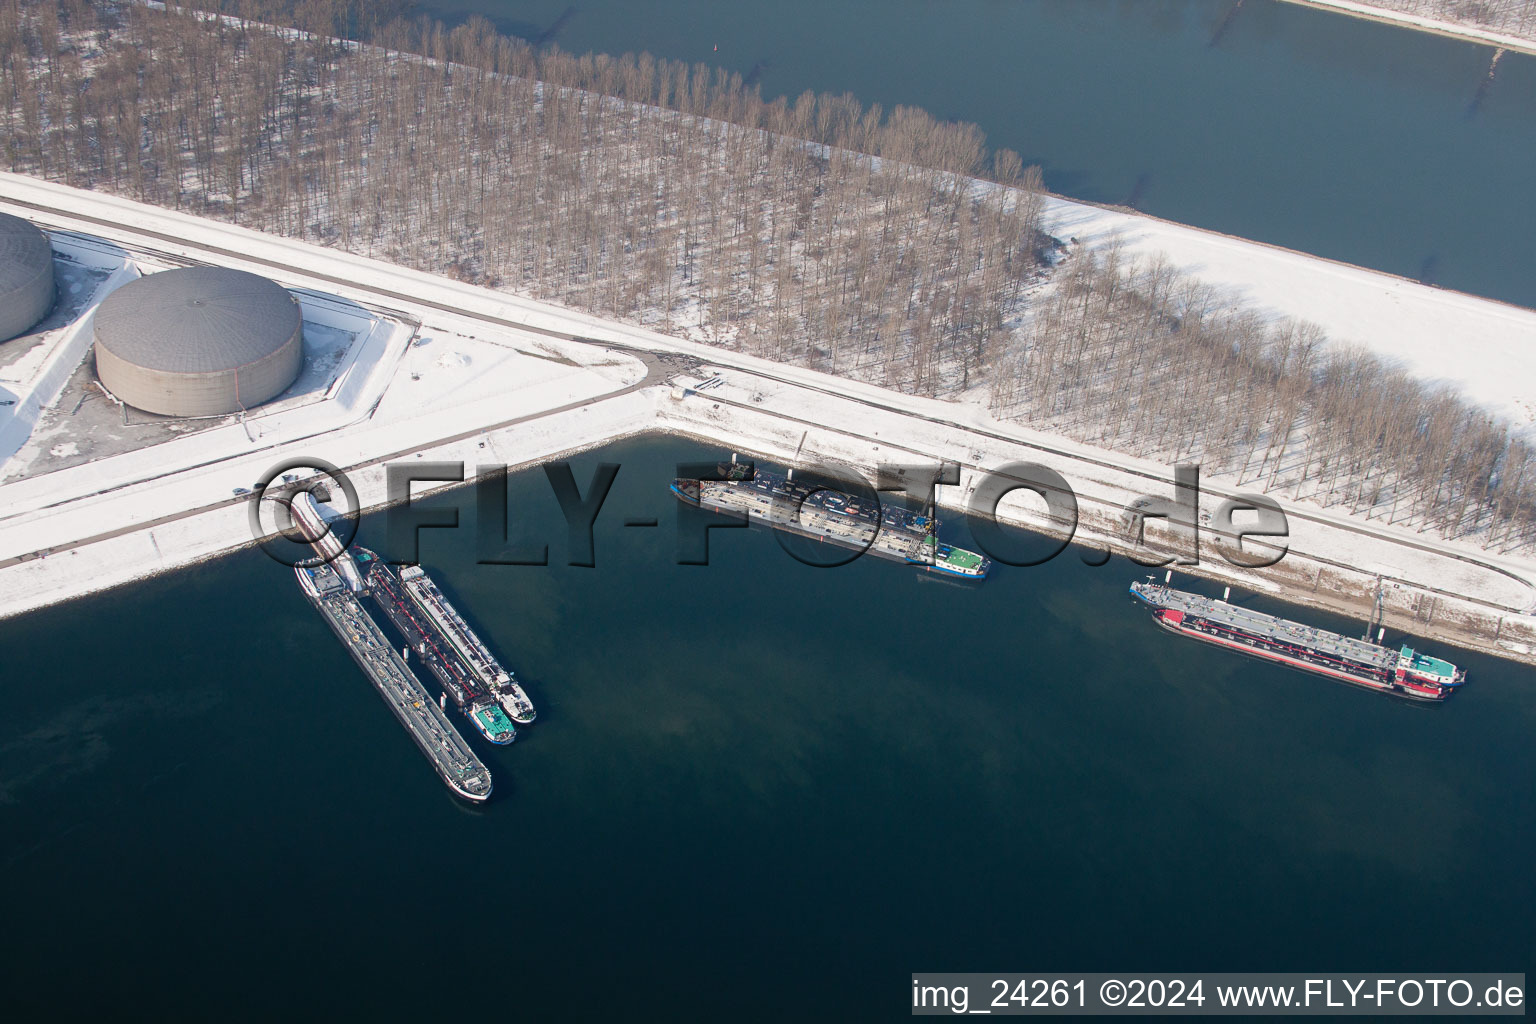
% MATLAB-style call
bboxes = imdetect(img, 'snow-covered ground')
[1,279,412,489]
[0,173,1532,666]
[1041,196,1536,430]
[1279,0,1536,53]
[0,236,134,467]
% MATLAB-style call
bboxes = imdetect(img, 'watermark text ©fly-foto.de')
[246,455,1290,571]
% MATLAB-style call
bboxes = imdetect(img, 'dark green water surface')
[1,436,1532,1018]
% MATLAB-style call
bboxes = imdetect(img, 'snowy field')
[1041,196,1536,430]
[0,173,1532,665]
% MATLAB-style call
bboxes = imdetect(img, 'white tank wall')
[94,322,302,417]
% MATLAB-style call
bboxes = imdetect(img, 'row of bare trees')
[1,0,1046,394]
[989,247,1536,552]
[3,0,1533,552]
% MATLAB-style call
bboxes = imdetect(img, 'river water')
[1,436,1533,1017]
[3,2,1535,1017]
[428,0,1536,308]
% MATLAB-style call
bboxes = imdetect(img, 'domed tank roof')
[92,266,302,373]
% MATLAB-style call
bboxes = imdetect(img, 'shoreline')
[0,176,1533,671]
[648,421,1535,668]
[1276,0,1536,55]
[11,422,1517,672]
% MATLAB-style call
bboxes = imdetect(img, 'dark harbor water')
[1,436,1533,1018]
[427,0,1536,309]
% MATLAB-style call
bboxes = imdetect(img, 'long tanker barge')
[397,564,536,726]
[355,548,517,745]
[1130,578,1466,701]
[671,460,991,580]
[296,560,493,800]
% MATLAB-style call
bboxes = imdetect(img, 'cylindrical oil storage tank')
[93,266,303,417]
[0,212,56,341]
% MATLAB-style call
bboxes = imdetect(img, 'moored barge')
[396,564,536,726]
[297,561,493,800]
[1130,578,1466,701]
[357,549,517,745]
[671,459,991,580]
